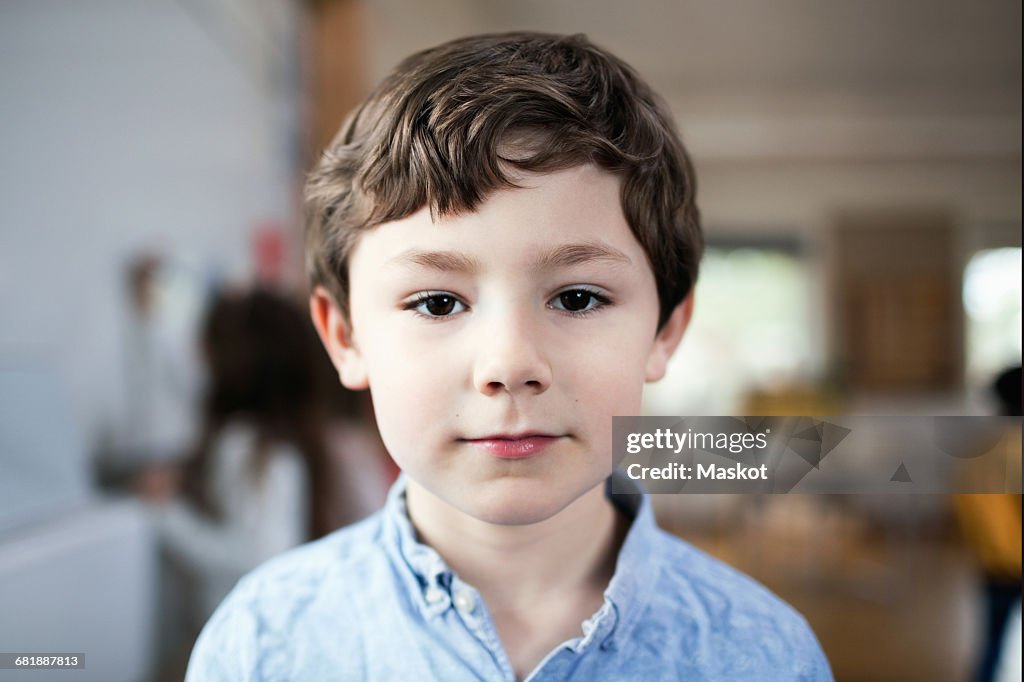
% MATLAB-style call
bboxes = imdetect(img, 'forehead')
[350,165,649,274]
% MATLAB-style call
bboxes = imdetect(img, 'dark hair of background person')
[181,287,350,540]
[305,31,703,332]
[993,365,1022,416]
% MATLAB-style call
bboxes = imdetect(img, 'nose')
[471,307,552,397]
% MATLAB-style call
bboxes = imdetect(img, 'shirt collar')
[598,470,662,648]
[381,474,455,617]
[381,471,663,643]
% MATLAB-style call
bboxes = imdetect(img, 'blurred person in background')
[955,365,1022,682]
[115,253,201,468]
[137,286,385,625]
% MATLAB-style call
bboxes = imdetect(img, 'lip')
[461,433,563,459]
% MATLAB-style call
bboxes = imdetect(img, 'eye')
[548,288,611,316]
[405,292,467,318]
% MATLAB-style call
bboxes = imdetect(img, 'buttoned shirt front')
[186,474,833,681]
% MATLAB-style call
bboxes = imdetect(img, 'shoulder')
[245,508,385,591]
[637,527,832,679]
[211,421,259,457]
[212,422,303,468]
[650,527,801,624]
[185,512,387,680]
[204,423,259,485]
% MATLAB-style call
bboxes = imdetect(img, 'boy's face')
[315,164,689,525]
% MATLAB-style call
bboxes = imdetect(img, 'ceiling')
[365,0,1021,160]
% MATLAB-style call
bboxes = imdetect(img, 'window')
[963,247,1022,386]
[644,241,818,414]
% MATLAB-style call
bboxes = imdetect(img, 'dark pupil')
[426,295,456,316]
[560,290,591,312]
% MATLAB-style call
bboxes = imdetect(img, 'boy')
[187,32,832,680]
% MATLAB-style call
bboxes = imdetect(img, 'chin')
[460,477,591,526]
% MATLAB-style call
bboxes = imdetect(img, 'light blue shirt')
[186,474,833,681]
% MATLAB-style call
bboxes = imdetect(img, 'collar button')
[453,590,476,614]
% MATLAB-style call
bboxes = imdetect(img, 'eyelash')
[403,287,613,320]
[548,287,613,318]
[403,291,467,320]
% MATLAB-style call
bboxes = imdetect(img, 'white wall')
[0,0,301,458]
[0,500,155,682]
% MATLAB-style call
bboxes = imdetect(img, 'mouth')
[459,432,564,459]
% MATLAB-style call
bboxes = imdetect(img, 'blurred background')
[0,1,1019,680]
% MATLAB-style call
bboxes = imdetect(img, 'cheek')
[586,369,646,420]
[567,326,651,398]
[365,367,424,452]
[562,334,649,434]
[361,329,456,465]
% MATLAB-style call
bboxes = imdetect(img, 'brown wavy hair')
[305,31,702,331]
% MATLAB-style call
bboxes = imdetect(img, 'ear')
[644,293,694,382]
[309,286,369,390]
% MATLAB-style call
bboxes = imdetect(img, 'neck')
[405,480,625,613]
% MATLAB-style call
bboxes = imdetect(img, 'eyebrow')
[392,250,479,273]
[532,242,632,270]
[390,241,632,274]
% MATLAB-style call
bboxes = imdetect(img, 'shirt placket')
[445,575,518,682]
